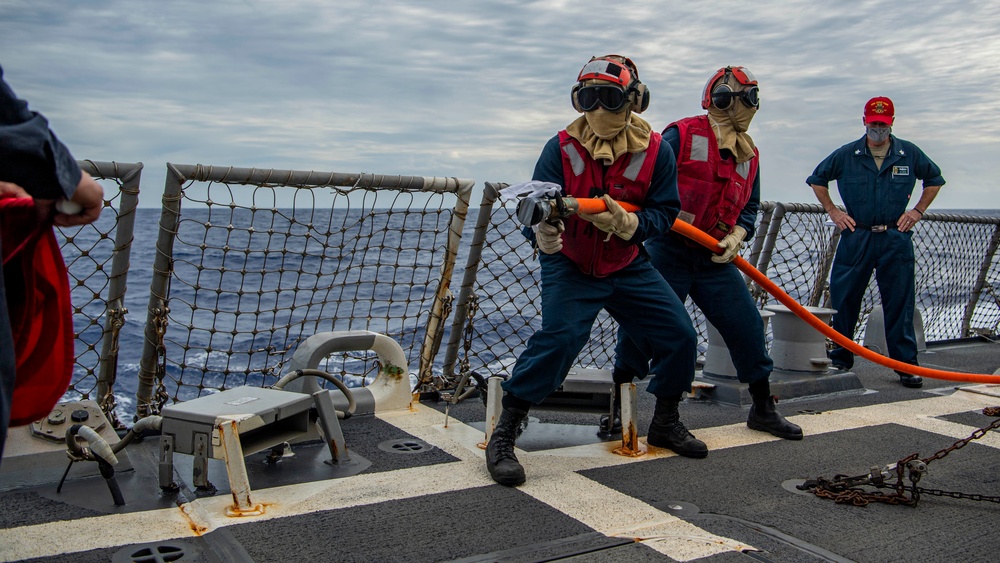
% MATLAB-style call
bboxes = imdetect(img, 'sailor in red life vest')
[0,64,104,464]
[606,66,803,441]
[486,55,703,487]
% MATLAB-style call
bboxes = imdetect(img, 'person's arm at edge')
[54,172,103,227]
[0,65,102,226]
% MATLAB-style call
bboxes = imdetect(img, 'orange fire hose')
[570,196,1000,384]
[573,197,641,215]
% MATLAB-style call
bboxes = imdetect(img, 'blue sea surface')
[62,206,459,417]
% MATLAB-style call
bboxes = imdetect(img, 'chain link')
[152,301,171,414]
[99,304,128,428]
[444,295,482,405]
[803,407,1000,507]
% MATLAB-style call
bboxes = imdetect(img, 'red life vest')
[0,197,74,426]
[671,115,758,240]
[556,130,661,277]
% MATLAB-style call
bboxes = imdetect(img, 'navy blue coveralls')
[807,135,945,369]
[614,125,771,384]
[502,134,698,404]
[0,64,82,462]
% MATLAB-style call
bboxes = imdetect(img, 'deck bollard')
[615,382,644,457]
[765,304,837,372]
[703,309,775,378]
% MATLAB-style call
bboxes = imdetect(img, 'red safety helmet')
[577,55,636,87]
[701,66,758,110]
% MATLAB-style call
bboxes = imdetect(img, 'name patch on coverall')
[892,165,910,176]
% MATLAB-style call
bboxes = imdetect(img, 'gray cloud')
[2,0,997,209]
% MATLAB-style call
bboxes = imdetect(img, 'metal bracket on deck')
[158,385,348,513]
[483,376,504,448]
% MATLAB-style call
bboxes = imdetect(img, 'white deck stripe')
[2,389,997,561]
[0,506,195,561]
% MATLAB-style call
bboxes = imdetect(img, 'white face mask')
[866,124,891,144]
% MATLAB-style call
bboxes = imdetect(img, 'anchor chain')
[100,303,128,428]
[433,292,454,389]
[150,301,171,415]
[444,295,488,408]
[800,406,1000,507]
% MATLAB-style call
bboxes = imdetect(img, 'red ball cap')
[864,96,894,125]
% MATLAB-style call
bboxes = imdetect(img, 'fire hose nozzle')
[515,197,553,227]
[515,196,582,227]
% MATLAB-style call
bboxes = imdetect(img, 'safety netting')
[55,171,999,420]
[443,185,1000,385]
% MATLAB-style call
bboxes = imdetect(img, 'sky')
[2,0,999,210]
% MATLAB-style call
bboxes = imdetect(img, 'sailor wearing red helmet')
[808,97,944,388]
[608,66,803,441]
[486,55,703,487]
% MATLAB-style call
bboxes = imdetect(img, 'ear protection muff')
[618,56,649,113]
[571,55,650,114]
[630,81,650,113]
[571,82,585,113]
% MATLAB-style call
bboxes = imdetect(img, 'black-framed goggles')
[577,84,630,112]
[711,84,760,110]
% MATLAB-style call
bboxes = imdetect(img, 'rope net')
[53,167,999,419]
[58,188,126,397]
[448,191,1000,382]
[154,178,459,405]
[54,161,141,423]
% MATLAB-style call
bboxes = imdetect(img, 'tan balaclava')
[706,72,757,163]
[565,56,652,165]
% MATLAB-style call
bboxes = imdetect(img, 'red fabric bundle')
[0,197,74,426]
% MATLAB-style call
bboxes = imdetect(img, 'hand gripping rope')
[516,194,1000,384]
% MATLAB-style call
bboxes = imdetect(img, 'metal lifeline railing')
[55,160,142,426]
[133,164,474,418]
[749,203,1000,341]
[54,165,999,421]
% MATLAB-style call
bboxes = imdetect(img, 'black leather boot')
[486,407,528,486]
[896,370,923,388]
[598,367,635,436]
[598,388,622,437]
[646,397,707,458]
[747,379,803,440]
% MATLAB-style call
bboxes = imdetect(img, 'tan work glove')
[533,219,564,254]
[578,194,639,241]
[711,224,747,264]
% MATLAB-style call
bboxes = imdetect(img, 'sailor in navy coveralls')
[808,96,944,388]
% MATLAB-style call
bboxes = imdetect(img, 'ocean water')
[62,206,451,417]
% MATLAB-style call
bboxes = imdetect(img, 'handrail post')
[962,223,1000,336]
